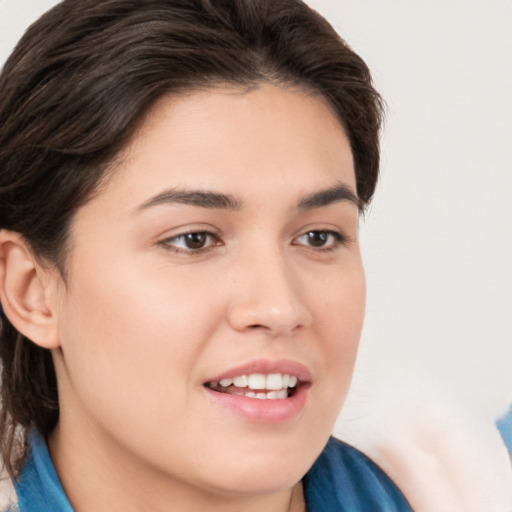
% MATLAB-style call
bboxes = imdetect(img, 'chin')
[205,465,304,497]
[195,436,319,496]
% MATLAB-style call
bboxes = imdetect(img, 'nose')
[227,250,312,336]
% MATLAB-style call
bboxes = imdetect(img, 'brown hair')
[0,0,383,478]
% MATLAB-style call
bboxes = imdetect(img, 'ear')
[0,230,61,349]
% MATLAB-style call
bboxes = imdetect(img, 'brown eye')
[305,231,329,247]
[161,231,219,252]
[293,230,345,250]
[182,232,208,249]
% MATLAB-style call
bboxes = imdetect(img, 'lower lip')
[203,385,310,423]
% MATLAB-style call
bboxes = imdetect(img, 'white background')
[1,0,510,432]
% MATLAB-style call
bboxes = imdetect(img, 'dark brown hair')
[0,0,383,478]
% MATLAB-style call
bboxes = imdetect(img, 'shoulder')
[303,437,412,512]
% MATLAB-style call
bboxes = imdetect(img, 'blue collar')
[15,431,73,512]
[15,433,411,511]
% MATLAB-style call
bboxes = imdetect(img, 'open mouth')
[204,373,300,400]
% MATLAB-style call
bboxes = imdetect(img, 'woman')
[0,0,412,510]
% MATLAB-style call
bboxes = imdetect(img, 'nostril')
[227,299,311,335]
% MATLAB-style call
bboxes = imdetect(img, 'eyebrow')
[136,189,242,212]
[136,182,360,213]
[297,183,361,211]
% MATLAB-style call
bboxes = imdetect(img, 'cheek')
[315,263,366,390]
[316,260,366,339]
[292,262,365,448]
[55,257,219,429]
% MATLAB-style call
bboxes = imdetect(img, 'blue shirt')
[497,404,512,457]
[14,432,412,511]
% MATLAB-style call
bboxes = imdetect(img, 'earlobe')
[0,230,61,349]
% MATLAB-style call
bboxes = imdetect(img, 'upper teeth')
[216,373,298,390]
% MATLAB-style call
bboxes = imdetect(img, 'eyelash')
[159,229,347,254]
[159,231,221,254]
[292,230,346,252]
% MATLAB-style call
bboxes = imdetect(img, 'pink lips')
[203,359,312,424]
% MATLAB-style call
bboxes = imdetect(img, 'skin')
[1,84,366,511]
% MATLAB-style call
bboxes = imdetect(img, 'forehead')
[87,84,356,215]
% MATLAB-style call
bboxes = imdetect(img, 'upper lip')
[204,359,312,384]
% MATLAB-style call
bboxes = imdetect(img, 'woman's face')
[51,84,366,498]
